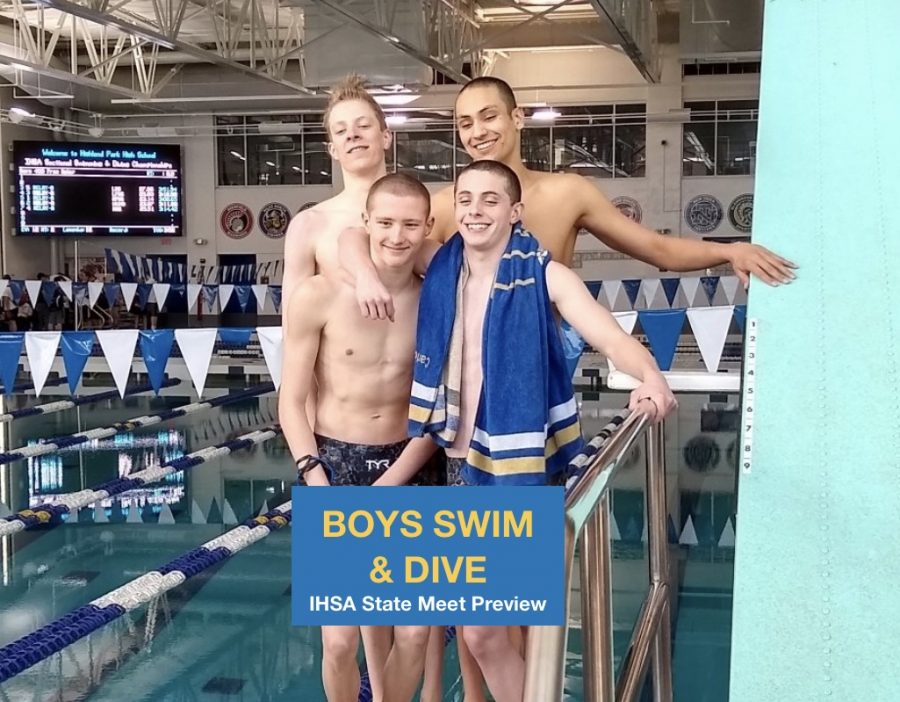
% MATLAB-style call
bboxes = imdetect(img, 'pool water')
[0,386,737,701]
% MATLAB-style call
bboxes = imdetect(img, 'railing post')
[646,422,673,702]
[524,521,576,701]
[580,495,615,702]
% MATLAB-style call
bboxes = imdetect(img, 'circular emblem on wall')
[728,193,754,233]
[299,201,318,213]
[682,435,721,473]
[685,195,723,234]
[220,203,253,239]
[612,196,643,223]
[259,202,291,239]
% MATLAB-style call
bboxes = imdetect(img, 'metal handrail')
[523,410,673,702]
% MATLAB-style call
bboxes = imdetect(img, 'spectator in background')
[49,275,70,331]
[1,275,17,332]
[16,292,33,332]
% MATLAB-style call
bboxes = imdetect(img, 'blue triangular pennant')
[637,309,686,371]
[136,283,153,310]
[623,516,640,542]
[700,276,720,305]
[61,331,95,394]
[585,281,603,301]
[734,305,747,331]
[234,285,252,312]
[8,281,23,305]
[168,284,187,305]
[667,514,678,544]
[218,328,253,346]
[207,497,223,524]
[103,283,120,306]
[661,278,680,307]
[201,285,218,309]
[0,333,25,393]
[40,281,57,307]
[72,282,88,307]
[139,329,174,394]
[622,279,641,308]
[269,286,283,313]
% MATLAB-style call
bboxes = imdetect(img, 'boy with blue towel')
[407,160,676,702]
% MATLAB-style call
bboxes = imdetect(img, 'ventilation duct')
[284,0,433,87]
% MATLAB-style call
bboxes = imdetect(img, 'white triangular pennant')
[175,329,217,398]
[67,506,80,523]
[25,280,42,308]
[219,284,234,310]
[687,306,735,373]
[718,518,736,548]
[88,282,104,309]
[612,311,638,335]
[58,279,72,302]
[126,504,143,523]
[157,502,176,525]
[607,312,639,374]
[96,329,139,398]
[258,500,269,517]
[186,284,202,312]
[222,499,238,525]
[680,277,701,307]
[94,502,109,523]
[24,331,61,396]
[190,499,206,524]
[252,284,269,313]
[152,283,170,309]
[603,280,622,310]
[257,327,283,390]
[720,276,740,305]
[610,513,621,541]
[120,282,137,310]
[641,279,661,309]
[679,515,699,546]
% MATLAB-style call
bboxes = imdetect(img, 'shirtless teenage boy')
[415,160,677,702]
[348,76,797,327]
[280,174,437,702]
[281,75,392,306]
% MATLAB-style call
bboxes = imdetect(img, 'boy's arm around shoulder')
[281,208,320,320]
[546,261,677,422]
[279,276,333,486]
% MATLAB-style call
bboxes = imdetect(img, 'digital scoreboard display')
[13,141,184,237]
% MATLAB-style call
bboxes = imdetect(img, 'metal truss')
[2,0,316,100]
[313,0,481,84]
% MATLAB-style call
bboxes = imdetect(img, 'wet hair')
[455,160,522,203]
[456,76,518,113]
[366,173,431,215]
[323,74,387,137]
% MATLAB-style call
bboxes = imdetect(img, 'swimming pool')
[0,385,737,701]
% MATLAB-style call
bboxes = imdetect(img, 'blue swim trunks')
[560,319,586,379]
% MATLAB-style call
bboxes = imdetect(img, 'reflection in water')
[27,430,188,512]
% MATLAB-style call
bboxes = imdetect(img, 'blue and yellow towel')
[409,223,584,485]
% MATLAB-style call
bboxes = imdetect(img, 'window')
[216,114,332,185]
[521,128,552,172]
[547,104,645,178]
[683,100,758,176]
[395,131,454,182]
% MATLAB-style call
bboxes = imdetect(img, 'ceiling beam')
[34,0,318,95]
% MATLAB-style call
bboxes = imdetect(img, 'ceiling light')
[88,126,104,138]
[374,94,418,106]
[531,108,560,121]
[230,150,246,161]
[386,114,408,127]
[9,107,32,123]
[266,160,276,167]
